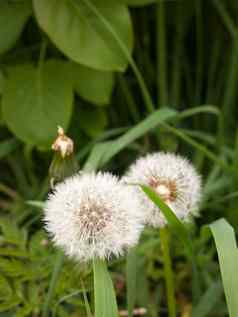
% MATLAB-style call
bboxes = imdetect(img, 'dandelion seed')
[123,152,202,227]
[44,172,143,261]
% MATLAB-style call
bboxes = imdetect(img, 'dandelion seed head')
[44,172,143,261]
[123,152,202,227]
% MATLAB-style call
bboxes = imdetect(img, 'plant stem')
[157,1,168,107]
[118,74,140,123]
[160,227,176,317]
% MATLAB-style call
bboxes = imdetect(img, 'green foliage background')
[0,0,238,316]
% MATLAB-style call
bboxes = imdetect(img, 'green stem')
[157,1,168,107]
[160,227,176,317]
[118,74,140,123]
[42,251,64,317]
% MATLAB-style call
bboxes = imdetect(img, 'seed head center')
[155,184,171,201]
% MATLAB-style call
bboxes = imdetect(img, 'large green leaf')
[72,63,114,105]
[0,1,31,55]
[93,258,118,317]
[2,60,73,148]
[33,0,133,71]
[120,0,157,6]
[209,219,238,317]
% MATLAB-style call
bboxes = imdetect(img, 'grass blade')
[93,258,118,317]
[209,219,238,317]
[140,185,193,258]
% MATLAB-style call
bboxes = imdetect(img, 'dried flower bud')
[52,126,74,158]
[49,126,78,186]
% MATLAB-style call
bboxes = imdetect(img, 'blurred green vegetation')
[0,0,238,316]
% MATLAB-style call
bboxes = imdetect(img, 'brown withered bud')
[52,126,74,158]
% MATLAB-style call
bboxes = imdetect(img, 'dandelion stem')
[160,227,176,317]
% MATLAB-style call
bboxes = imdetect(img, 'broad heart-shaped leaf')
[79,107,107,138]
[93,258,118,317]
[72,63,115,105]
[119,0,156,6]
[0,1,31,55]
[33,0,133,72]
[2,60,73,148]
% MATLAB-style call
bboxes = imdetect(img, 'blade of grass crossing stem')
[140,185,193,258]
[140,185,201,304]
[209,219,238,317]
[93,258,118,317]
[126,248,138,317]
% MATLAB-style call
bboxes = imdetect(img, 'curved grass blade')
[208,219,238,317]
[140,185,193,258]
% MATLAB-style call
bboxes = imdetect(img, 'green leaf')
[101,108,177,165]
[0,1,31,55]
[0,275,12,300]
[140,185,194,258]
[209,219,238,317]
[83,108,177,171]
[2,60,73,148]
[120,0,156,6]
[93,258,118,317]
[79,107,107,138]
[33,0,133,71]
[72,63,115,105]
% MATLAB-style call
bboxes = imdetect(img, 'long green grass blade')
[93,258,118,317]
[102,108,176,165]
[209,219,238,317]
[140,185,193,258]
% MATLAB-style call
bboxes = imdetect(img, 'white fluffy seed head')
[123,152,202,227]
[44,172,144,262]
